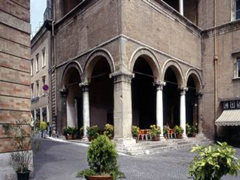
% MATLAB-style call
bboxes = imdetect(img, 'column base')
[113,137,136,153]
[82,136,89,142]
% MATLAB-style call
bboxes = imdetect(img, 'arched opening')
[163,67,181,128]
[186,75,199,127]
[89,57,114,130]
[132,57,156,129]
[63,67,83,129]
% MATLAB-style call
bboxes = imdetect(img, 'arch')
[84,48,115,81]
[62,60,83,87]
[162,59,184,86]
[129,47,161,81]
[185,68,202,92]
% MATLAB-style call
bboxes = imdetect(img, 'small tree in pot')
[103,124,114,140]
[10,120,41,180]
[77,135,125,180]
[174,125,184,139]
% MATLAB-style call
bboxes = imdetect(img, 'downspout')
[213,0,218,141]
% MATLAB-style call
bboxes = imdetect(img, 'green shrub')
[132,126,139,137]
[103,124,114,139]
[77,135,125,179]
[189,142,240,180]
[87,125,99,140]
[72,127,78,135]
[149,124,161,137]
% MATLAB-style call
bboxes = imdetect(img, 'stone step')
[120,137,213,156]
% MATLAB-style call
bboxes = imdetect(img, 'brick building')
[0,0,31,178]
[45,0,240,147]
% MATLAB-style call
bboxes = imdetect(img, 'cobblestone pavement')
[33,139,240,180]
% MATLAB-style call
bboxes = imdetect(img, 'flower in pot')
[174,125,184,139]
[163,125,170,138]
[63,127,73,140]
[149,124,161,141]
[72,127,79,139]
[132,126,139,141]
[87,125,99,141]
[103,124,114,139]
[10,120,41,180]
[76,135,125,180]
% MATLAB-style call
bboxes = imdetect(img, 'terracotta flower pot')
[66,135,72,140]
[17,170,30,180]
[85,175,113,180]
[177,134,182,139]
[152,136,160,141]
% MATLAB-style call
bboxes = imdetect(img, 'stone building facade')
[0,0,31,178]
[49,0,240,145]
[31,25,51,126]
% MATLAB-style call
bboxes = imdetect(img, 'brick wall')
[0,0,31,153]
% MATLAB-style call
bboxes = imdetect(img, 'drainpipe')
[213,0,218,141]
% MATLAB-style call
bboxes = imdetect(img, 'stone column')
[155,81,165,139]
[81,83,90,138]
[180,87,188,138]
[111,72,135,145]
[197,92,204,137]
[179,0,184,15]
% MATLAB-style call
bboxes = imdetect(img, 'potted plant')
[149,125,161,141]
[163,125,170,139]
[10,120,41,180]
[174,125,184,139]
[186,123,192,137]
[103,124,114,139]
[72,127,79,139]
[76,135,125,180]
[132,125,139,142]
[87,125,99,141]
[63,127,73,140]
[191,126,197,137]
[80,126,84,139]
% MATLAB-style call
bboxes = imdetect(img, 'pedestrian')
[40,121,47,138]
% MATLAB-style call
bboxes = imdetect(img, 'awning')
[215,109,240,126]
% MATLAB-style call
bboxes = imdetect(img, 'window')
[31,59,33,76]
[36,54,39,73]
[237,58,240,77]
[237,0,240,20]
[36,81,39,97]
[234,57,240,78]
[42,48,46,67]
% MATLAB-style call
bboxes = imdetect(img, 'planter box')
[85,176,112,180]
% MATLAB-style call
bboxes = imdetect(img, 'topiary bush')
[189,142,240,180]
[77,135,125,180]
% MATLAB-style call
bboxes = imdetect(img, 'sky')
[30,0,47,37]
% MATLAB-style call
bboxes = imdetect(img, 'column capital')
[110,71,134,84]
[79,82,90,92]
[180,87,188,95]
[154,81,166,91]
[59,88,68,97]
[197,92,203,99]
